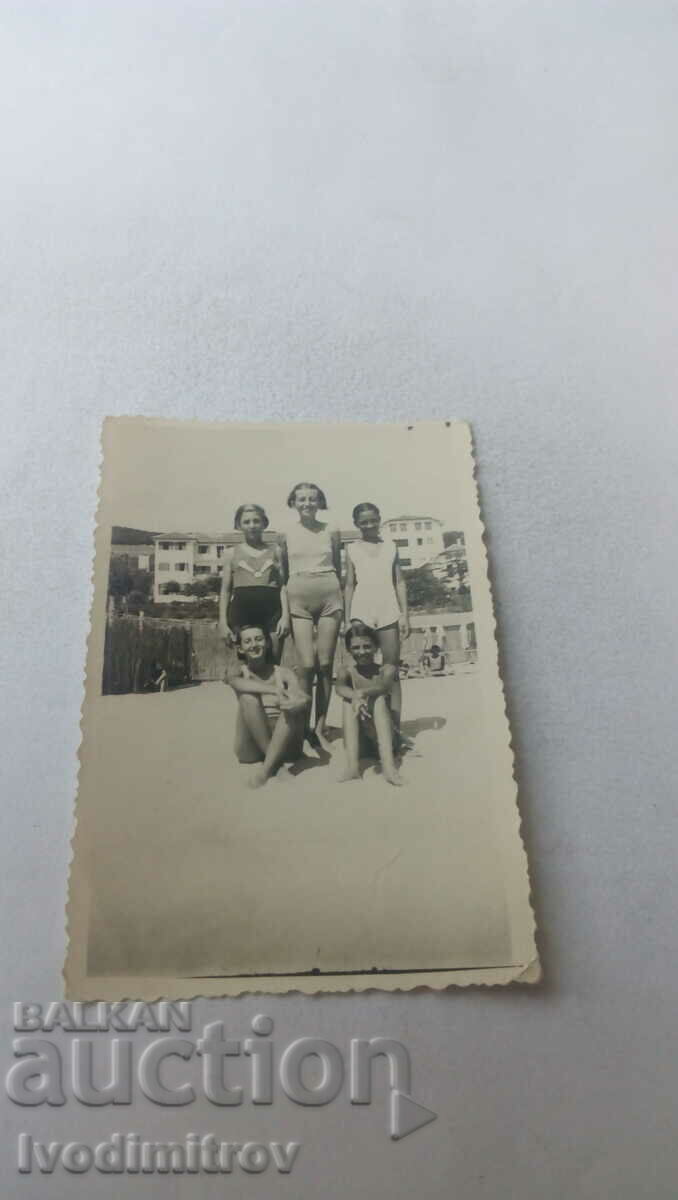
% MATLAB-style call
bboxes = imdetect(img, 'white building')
[153,532,280,601]
[381,515,444,569]
[154,533,227,600]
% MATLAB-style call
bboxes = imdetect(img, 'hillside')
[111,526,158,545]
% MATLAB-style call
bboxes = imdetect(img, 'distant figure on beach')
[335,625,403,787]
[219,503,290,663]
[280,482,343,754]
[427,645,446,675]
[343,501,410,745]
[226,624,309,789]
[152,664,168,692]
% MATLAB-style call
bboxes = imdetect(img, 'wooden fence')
[102,615,193,695]
[102,613,478,695]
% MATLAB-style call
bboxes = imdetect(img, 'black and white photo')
[66,418,538,997]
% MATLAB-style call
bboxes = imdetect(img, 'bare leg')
[235,694,270,762]
[270,631,282,665]
[373,695,403,786]
[315,612,342,748]
[338,700,361,782]
[378,623,402,734]
[290,616,316,740]
[251,710,306,788]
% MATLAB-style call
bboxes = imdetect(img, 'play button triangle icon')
[390,1090,438,1140]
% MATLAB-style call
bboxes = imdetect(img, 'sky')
[103,419,476,536]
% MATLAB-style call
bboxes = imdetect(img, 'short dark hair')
[236,624,274,663]
[352,501,381,525]
[234,503,269,530]
[286,482,328,509]
[345,623,379,651]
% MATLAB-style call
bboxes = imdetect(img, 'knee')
[317,658,334,674]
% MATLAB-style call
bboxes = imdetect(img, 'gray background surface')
[1,2,677,1197]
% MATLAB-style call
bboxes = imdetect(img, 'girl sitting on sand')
[281,481,343,752]
[335,625,403,787]
[219,503,290,663]
[343,501,410,740]
[227,624,309,788]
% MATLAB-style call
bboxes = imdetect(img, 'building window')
[415,521,422,530]
[216,545,224,556]
[198,544,209,554]
[399,557,412,566]
[159,542,170,550]
[399,522,406,531]
[394,537,409,547]
[216,565,223,574]
[194,565,210,575]
[158,562,170,572]
[417,538,423,545]
[424,521,432,530]
[176,562,187,571]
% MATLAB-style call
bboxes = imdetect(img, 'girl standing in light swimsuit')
[281,482,343,752]
[219,503,290,664]
[343,502,410,739]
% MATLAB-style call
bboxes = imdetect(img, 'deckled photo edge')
[64,415,540,999]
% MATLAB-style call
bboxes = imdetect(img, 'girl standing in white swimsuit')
[281,482,343,753]
[344,502,410,738]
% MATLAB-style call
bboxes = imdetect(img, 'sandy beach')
[83,665,516,979]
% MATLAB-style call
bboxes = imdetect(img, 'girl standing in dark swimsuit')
[219,504,290,664]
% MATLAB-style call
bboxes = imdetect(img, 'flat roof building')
[381,515,444,568]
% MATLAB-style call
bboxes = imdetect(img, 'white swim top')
[285,520,336,576]
[347,537,397,587]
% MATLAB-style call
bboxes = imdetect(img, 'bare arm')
[393,556,410,637]
[277,668,310,711]
[278,535,290,584]
[279,585,290,629]
[218,551,234,640]
[331,530,343,584]
[227,668,277,697]
[275,544,290,636]
[344,552,356,625]
[334,665,355,702]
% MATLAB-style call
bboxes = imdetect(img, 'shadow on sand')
[287,753,331,776]
[400,716,447,738]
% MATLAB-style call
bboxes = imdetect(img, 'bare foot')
[248,767,269,789]
[304,729,322,754]
[315,728,333,754]
[337,766,362,783]
[384,769,405,787]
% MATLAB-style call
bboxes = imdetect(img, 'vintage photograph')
[66,419,538,997]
